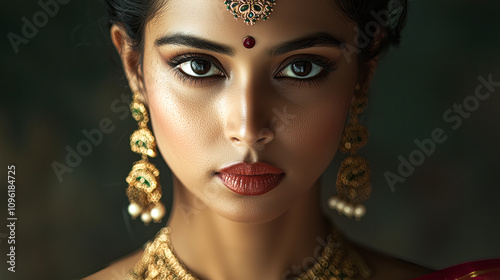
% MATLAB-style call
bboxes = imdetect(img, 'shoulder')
[82,249,144,280]
[350,242,434,280]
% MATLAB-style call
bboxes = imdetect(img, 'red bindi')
[243,36,256,49]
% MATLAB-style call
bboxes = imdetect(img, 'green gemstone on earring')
[137,176,151,188]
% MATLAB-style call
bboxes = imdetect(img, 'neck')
[166,176,331,280]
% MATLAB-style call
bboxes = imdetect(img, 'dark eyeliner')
[294,56,336,72]
[275,55,337,86]
[166,53,226,85]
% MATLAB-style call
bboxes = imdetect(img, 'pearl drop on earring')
[336,200,346,213]
[354,205,366,220]
[151,204,166,221]
[141,212,152,224]
[128,203,141,218]
[328,196,340,209]
[343,204,354,218]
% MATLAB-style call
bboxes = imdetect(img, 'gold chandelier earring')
[328,84,372,220]
[126,92,166,225]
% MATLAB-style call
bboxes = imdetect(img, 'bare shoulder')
[82,249,144,280]
[350,242,434,280]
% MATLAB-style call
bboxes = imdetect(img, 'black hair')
[333,0,408,61]
[106,0,167,55]
[106,0,407,62]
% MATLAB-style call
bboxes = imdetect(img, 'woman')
[85,0,498,279]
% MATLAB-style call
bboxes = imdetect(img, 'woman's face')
[136,0,361,223]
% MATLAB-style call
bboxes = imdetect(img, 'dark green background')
[1,1,500,279]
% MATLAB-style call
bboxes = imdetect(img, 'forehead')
[146,0,355,47]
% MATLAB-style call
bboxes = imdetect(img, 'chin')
[174,173,312,225]
[213,201,290,225]
[205,185,299,225]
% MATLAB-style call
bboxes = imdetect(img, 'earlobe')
[110,24,147,104]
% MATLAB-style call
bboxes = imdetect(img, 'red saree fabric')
[414,259,500,280]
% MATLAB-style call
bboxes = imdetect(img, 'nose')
[224,78,275,149]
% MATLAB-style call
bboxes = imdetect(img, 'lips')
[216,162,285,195]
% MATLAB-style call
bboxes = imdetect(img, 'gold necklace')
[126,227,370,280]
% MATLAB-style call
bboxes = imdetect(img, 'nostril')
[256,128,274,143]
[257,137,268,144]
[229,127,275,147]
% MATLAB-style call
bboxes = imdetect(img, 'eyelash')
[166,53,336,87]
[167,52,225,86]
[276,56,336,87]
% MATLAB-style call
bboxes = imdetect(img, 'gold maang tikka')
[328,85,372,220]
[224,0,276,25]
[126,92,166,225]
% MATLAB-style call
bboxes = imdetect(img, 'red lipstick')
[216,162,285,195]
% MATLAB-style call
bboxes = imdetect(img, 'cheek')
[277,91,352,180]
[278,65,358,170]
[143,63,217,179]
[307,109,346,155]
[149,95,199,166]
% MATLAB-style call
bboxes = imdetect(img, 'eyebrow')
[155,34,235,56]
[267,32,345,56]
[154,32,344,57]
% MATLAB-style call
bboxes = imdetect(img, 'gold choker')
[126,227,370,280]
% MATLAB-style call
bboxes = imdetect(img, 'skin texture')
[85,0,432,279]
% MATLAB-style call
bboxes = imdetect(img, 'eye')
[177,59,223,78]
[278,60,324,79]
